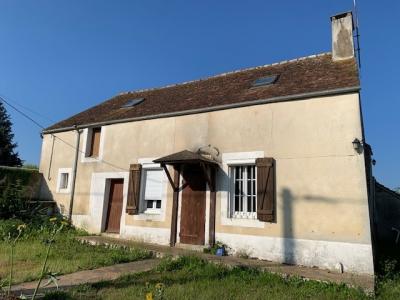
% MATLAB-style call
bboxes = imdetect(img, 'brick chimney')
[331,12,355,61]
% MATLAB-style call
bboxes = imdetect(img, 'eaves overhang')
[42,86,360,135]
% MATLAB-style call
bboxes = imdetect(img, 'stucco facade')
[39,92,374,274]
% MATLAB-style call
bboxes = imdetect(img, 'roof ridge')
[119,52,331,96]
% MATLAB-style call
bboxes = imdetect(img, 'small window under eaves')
[252,75,279,88]
[121,98,145,108]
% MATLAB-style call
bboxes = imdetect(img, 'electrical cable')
[0,95,128,171]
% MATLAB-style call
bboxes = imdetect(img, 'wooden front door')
[179,166,206,245]
[105,179,124,233]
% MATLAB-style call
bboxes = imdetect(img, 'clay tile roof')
[45,53,359,132]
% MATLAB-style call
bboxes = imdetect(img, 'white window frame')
[229,164,257,219]
[141,167,164,215]
[131,158,168,220]
[56,168,72,193]
[220,151,265,228]
[81,127,105,163]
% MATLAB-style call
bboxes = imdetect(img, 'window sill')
[143,210,162,215]
[56,189,70,194]
[81,156,101,163]
[232,213,257,220]
[132,210,165,222]
[221,215,265,228]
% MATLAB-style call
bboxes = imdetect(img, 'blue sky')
[0,1,399,188]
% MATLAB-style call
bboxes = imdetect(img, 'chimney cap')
[330,11,353,21]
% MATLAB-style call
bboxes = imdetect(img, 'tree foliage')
[0,101,22,166]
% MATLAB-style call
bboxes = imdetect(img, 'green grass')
[56,256,375,300]
[0,219,152,284]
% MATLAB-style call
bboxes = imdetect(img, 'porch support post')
[170,165,181,247]
[209,167,216,247]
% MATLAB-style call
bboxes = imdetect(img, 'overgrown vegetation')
[0,218,152,286]
[0,172,152,297]
[0,167,43,219]
[0,179,30,219]
[55,256,375,300]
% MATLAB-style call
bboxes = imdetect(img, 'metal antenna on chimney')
[353,0,362,69]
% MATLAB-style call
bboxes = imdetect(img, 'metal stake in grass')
[7,224,25,296]
[32,218,66,300]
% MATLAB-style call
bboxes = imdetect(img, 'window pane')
[247,166,252,180]
[247,196,252,213]
[146,200,153,209]
[156,200,161,209]
[235,196,241,212]
[235,179,240,195]
[60,173,69,189]
[236,167,243,180]
[252,196,256,212]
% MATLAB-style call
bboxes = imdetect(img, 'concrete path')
[10,235,375,297]
[11,258,160,297]
[78,235,375,292]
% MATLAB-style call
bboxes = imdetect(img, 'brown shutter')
[256,157,275,222]
[126,164,142,215]
[89,127,101,157]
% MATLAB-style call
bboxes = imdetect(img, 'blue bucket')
[216,247,225,256]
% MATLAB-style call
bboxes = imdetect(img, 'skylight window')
[252,75,279,87]
[121,98,145,108]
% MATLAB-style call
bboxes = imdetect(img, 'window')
[82,127,104,163]
[251,75,279,87]
[120,98,145,108]
[56,168,72,193]
[142,168,163,214]
[59,173,69,189]
[230,165,256,218]
[87,127,101,157]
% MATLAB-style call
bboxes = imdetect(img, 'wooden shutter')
[256,157,275,222]
[89,127,101,157]
[126,164,142,215]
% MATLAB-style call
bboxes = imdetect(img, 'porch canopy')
[153,150,218,191]
[153,150,218,247]
[153,150,218,190]
[153,150,218,167]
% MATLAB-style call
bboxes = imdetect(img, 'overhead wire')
[0,95,129,171]
[0,94,57,123]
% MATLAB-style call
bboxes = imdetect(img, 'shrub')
[0,216,83,242]
[157,256,207,272]
[0,180,29,219]
[0,218,25,240]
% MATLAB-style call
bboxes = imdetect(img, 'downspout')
[68,127,82,222]
[47,134,55,180]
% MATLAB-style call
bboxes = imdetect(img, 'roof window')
[252,75,279,87]
[121,98,145,108]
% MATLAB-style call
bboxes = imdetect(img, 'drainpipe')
[68,127,82,222]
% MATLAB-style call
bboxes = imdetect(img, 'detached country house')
[39,12,375,275]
